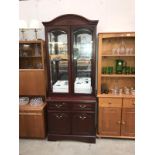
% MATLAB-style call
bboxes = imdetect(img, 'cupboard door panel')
[121,108,135,137]
[19,70,45,95]
[72,113,95,135]
[98,107,121,136]
[48,111,71,134]
[19,112,45,138]
[99,98,122,107]
[123,98,135,108]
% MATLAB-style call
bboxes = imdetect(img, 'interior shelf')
[102,54,135,57]
[97,93,135,98]
[101,74,135,78]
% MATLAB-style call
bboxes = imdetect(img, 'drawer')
[99,98,122,107]
[72,103,95,111]
[123,98,135,108]
[48,102,70,110]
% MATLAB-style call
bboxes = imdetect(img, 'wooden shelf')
[97,93,135,98]
[20,56,42,58]
[19,40,43,43]
[102,54,135,57]
[101,74,135,78]
[19,69,44,71]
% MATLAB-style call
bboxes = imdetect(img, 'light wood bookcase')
[97,32,135,138]
[19,40,47,96]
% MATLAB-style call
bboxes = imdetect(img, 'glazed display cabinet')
[19,40,46,96]
[97,32,135,138]
[43,14,98,143]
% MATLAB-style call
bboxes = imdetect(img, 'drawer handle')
[108,102,112,104]
[122,121,126,125]
[79,115,86,120]
[55,104,63,108]
[79,105,87,109]
[56,114,63,119]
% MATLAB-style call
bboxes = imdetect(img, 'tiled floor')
[19,138,135,155]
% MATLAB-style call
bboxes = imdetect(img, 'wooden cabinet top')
[19,40,45,44]
[19,102,47,112]
[98,32,135,38]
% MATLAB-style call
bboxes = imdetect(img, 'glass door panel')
[48,30,69,93]
[19,43,42,69]
[73,28,93,94]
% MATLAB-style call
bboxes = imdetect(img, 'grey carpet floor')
[19,138,135,155]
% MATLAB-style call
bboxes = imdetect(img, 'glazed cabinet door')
[47,28,70,94]
[121,108,135,137]
[48,111,71,134]
[98,107,121,136]
[72,28,94,95]
[72,113,95,135]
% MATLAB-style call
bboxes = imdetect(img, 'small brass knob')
[122,121,126,125]
[117,121,121,124]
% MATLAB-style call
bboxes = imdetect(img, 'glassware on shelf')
[112,48,117,55]
[111,88,118,95]
[131,67,135,74]
[107,66,113,74]
[34,44,40,56]
[102,67,107,74]
[131,88,135,95]
[116,48,120,55]
[30,97,43,106]
[125,48,130,55]
[115,59,124,74]
[118,88,123,95]
[129,48,134,55]
[119,40,126,55]
[124,87,130,95]
[19,97,29,105]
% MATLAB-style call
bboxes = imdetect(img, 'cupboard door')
[48,111,71,134]
[19,112,45,138]
[98,107,121,136]
[19,70,45,95]
[72,113,95,135]
[121,108,135,137]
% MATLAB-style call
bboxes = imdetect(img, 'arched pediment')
[43,14,98,26]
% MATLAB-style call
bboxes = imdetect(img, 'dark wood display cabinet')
[43,14,98,143]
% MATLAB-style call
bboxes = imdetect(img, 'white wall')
[19,0,134,40]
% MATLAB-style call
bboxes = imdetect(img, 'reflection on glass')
[73,28,93,94]
[48,30,69,93]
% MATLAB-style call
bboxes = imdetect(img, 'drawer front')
[99,98,122,107]
[72,103,95,111]
[123,98,135,108]
[48,102,70,111]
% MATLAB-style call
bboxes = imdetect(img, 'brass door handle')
[55,104,63,108]
[117,121,121,124]
[79,105,87,109]
[79,115,87,120]
[122,121,126,125]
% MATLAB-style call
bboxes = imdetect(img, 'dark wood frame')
[43,14,98,143]
[43,14,98,97]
